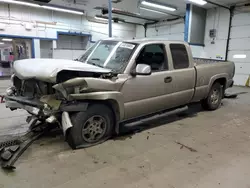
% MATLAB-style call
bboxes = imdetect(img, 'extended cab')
[5,39,235,148]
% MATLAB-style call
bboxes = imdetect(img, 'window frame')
[133,43,169,73]
[169,43,190,70]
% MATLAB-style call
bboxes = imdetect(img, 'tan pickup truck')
[5,39,235,148]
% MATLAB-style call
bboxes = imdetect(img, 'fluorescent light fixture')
[0,42,4,45]
[0,0,84,15]
[141,1,176,12]
[140,7,169,15]
[2,38,12,41]
[0,0,40,7]
[95,16,108,21]
[42,5,84,15]
[233,54,247,59]
[188,0,207,5]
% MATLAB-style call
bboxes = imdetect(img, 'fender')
[69,91,124,134]
[70,91,124,119]
[206,73,229,97]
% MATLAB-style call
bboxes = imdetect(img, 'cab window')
[170,44,189,69]
[136,44,168,72]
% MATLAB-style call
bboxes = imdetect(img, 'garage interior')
[0,0,250,187]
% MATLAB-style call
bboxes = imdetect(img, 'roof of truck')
[102,38,188,45]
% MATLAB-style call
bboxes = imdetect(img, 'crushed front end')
[5,75,62,125]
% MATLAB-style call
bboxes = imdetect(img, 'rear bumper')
[227,79,234,88]
[229,80,234,88]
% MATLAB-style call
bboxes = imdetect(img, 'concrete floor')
[0,82,250,188]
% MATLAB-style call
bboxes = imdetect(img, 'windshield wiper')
[91,58,100,61]
[88,62,104,68]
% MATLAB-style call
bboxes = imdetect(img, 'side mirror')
[131,64,152,76]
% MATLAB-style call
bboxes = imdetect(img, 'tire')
[201,82,223,111]
[67,104,114,149]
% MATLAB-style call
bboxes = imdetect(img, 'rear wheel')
[201,82,223,111]
[67,104,114,149]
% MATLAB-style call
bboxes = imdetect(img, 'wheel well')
[87,99,120,134]
[103,99,120,122]
[214,78,226,90]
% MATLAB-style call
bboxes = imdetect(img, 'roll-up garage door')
[228,11,250,86]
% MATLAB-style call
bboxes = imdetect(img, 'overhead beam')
[206,0,230,10]
[100,7,158,22]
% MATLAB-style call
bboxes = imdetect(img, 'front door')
[121,43,170,120]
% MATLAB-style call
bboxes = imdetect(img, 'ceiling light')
[0,0,84,15]
[140,7,169,15]
[2,38,12,41]
[0,0,40,7]
[188,0,207,5]
[42,5,84,15]
[0,42,4,45]
[95,16,108,21]
[141,1,176,12]
[233,54,246,59]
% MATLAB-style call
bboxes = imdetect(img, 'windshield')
[78,40,136,73]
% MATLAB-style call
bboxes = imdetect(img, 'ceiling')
[47,0,249,23]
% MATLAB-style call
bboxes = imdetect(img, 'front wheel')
[201,82,223,111]
[67,104,114,149]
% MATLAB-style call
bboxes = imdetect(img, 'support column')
[32,39,40,58]
[108,0,112,38]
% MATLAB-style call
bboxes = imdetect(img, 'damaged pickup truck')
[5,39,235,149]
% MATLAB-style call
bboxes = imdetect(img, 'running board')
[123,106,188,127]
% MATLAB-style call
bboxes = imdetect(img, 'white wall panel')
[231,13,250,26]
[201,7,229,60]
[231,25,250,39]
[191,45,205,58]
[135,25,145,38]
[228,12,250,86]
[229,38,250,50]
[234,74,249,86]
[0,4,136,59]
[234,63,250,75]
[53,49,84,60]
[228,50,250,63]
[145,21,184,40]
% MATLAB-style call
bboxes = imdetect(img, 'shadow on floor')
[114,103,203,141]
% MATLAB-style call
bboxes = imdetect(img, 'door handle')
[164,76,172,83]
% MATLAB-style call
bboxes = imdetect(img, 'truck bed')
[191,57,235,102]
[194,58,227,65]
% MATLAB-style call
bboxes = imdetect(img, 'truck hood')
[13,59,111,83]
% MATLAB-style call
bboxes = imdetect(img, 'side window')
[170,44,189,69]
[136,44,168,72]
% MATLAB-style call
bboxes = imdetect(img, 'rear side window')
[170,44,189,69]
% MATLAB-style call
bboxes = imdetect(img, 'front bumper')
[5,95,89,136]
[5,95,52,117]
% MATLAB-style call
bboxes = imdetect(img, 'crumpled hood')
[13,59,111,83]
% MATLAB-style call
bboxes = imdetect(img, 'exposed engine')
[12,76,55,98]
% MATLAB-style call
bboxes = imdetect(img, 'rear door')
[164,43,196,107]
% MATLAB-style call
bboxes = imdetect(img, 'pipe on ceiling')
[225,6,235,61]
